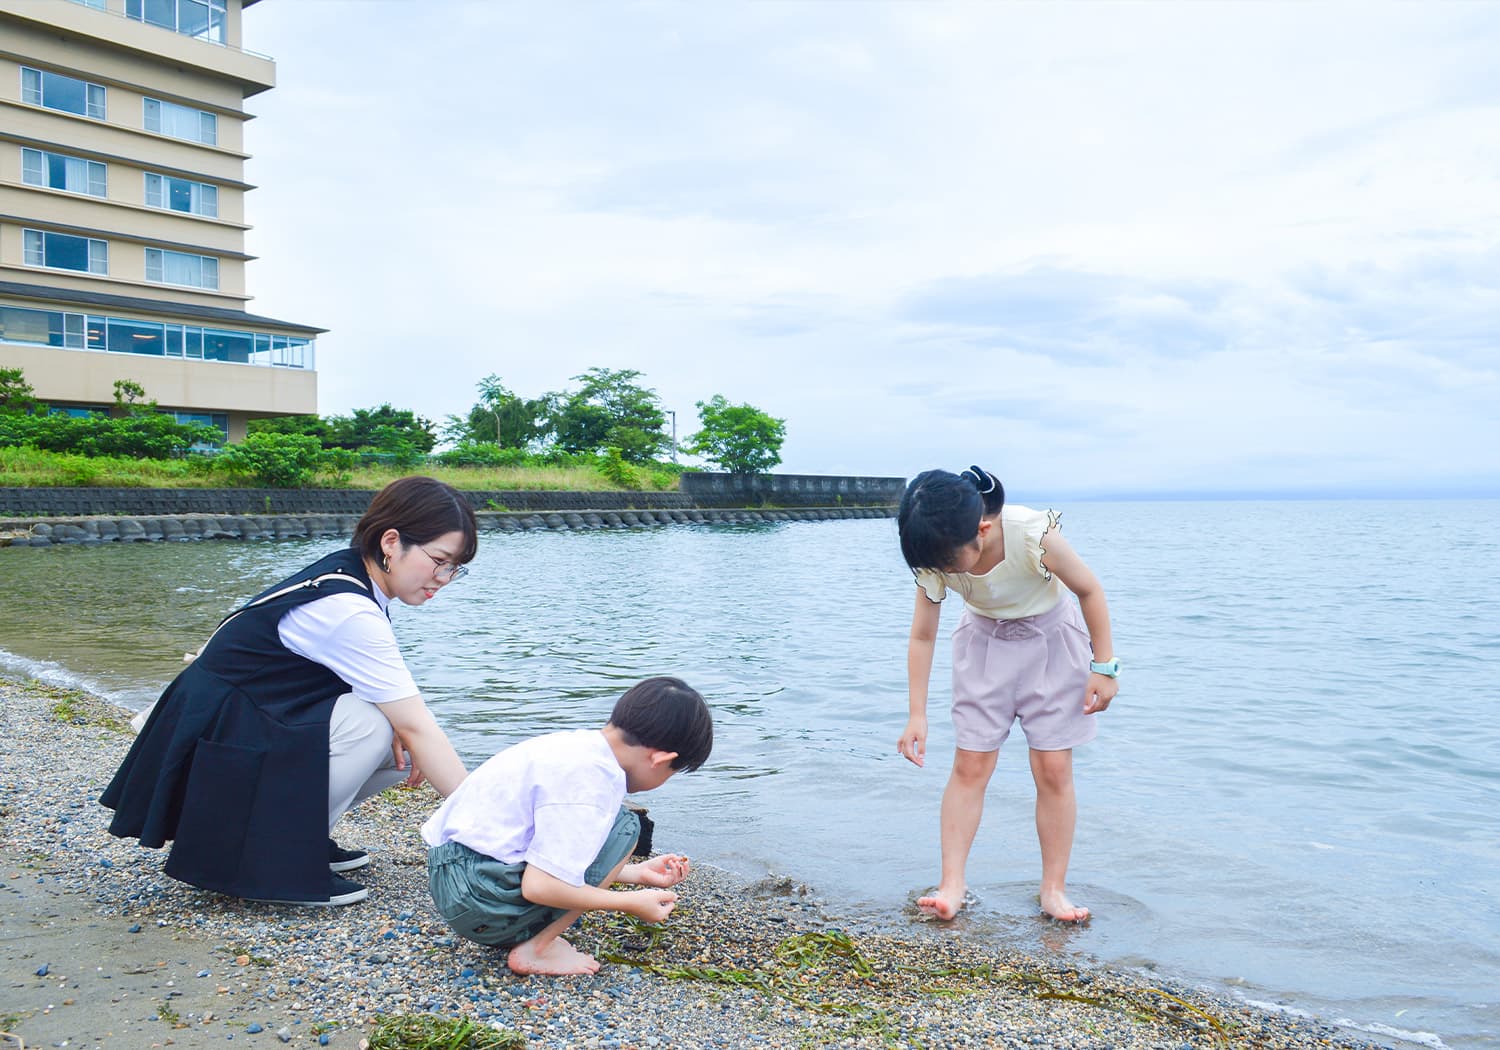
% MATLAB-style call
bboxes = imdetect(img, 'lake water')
[1,500,1497,1049]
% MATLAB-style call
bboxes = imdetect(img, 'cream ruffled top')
[914,504,1064,620]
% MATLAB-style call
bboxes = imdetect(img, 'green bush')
[0,411,220,459]
[599,446,642,489]
[434,443,534,468]
[211,432,328,488]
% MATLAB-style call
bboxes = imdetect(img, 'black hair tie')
[962,465,997,494]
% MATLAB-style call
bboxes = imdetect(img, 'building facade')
[0,0,321,442]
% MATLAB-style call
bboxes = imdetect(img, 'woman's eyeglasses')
[410,544,469,583]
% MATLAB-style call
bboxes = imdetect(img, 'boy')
[422,677,714,975]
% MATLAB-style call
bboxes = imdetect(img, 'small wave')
[1332,1019,1449,1050]
[1238,998,1314,1020]
[0,647,142,711]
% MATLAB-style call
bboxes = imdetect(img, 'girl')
[896,466,1117,923]
[103,475,477,907]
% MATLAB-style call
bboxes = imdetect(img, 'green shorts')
[427,806,640,947]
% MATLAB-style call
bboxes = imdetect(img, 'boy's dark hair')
[352,476,479,566]
[609,677,714,772]
[897,465,1005,571]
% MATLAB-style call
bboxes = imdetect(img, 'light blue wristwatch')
[1089,658,1120,678]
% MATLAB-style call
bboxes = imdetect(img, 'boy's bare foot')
[1039,888,1089,923]
[506,936,601,975]
[916,887,966,920]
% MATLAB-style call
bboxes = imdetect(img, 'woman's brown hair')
[351,476,478,566]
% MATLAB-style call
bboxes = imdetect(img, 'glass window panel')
[64,314,85,348]
[23,230,43,266]
[42,71,87,115]
[169,178,193,212]
[145,173,163,207]
[144,98,161,133]
[87,316,106,349]
[87,160,106,196]
[202,328,250,363]
[107,318,165,356]
[202,257,218,289]
[88,240,108,274]
[145,248,163,282]
[21,149,44,185]
[0,306,55,346]
[207,6,225,43]
[185,328,203,359]
[179,0,210,39]
[21,68,42,106]
[164,325,184,357]
[86,84,105,119]
[143,0,175,29]
[200,111,217,145]
[200,184,218,216]
[126,0,142,16]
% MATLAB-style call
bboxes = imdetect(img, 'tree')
[443,376,549,449]
[549,368,668,463]
[687,394,787,475]
[0,367,39,415]
[249,404,436,456]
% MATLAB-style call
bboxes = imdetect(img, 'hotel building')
[0,0,321,442]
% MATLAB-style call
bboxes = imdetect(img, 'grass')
[365,1014,524,1050]
[0,446,683,491]
[45,684,131,734]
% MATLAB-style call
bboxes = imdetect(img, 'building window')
[22,148,107,198]
[143,98,217,145]
[144,172,217,217]
[145,248,219,289]
[126,0,227,44]
[67,0,107,9]
[21,67,106,120]
[22,230,108,275]
[49,403,110,418]
[2,303,312,368]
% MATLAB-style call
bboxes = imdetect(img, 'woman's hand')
[898,716,928,767]
[388,729,426,787]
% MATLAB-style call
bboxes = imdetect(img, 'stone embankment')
[0,505,894,548]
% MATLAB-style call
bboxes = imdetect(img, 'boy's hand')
[1084,673,1118,714]
[624,854,690,888]
[627,889,678,923]
[897,716,927,767]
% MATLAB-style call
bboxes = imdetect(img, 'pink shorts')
[950,599,1097,753]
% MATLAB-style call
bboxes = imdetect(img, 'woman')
[102,476,477,906]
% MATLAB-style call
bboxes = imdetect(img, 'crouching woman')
[101,475,476,906]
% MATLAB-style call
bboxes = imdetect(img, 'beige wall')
[1,340,317,441]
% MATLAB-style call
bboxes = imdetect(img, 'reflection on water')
[2,506,1499,1049]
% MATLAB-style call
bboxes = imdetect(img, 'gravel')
[1,675,1386,1049]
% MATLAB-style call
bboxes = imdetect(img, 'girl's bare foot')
[916,886,966,920]
[506,936,601,975]
[1039,888,1089,923]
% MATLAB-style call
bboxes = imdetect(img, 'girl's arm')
[898,588,942,767]
[377,696,469,796]
[1040,531,1118,714]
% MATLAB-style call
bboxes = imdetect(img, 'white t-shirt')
[277,587,418,703]
[420,729,626,886]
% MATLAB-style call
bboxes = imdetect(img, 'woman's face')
[376,528,470,605]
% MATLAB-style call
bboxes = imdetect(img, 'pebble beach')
[1,676,1387,1050]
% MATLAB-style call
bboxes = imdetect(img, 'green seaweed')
[365,1013,524,1050]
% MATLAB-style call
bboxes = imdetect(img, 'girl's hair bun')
[961,465,998,494]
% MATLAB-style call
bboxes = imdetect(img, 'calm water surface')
[1,500,1497,1049]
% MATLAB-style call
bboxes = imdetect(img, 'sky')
[239,2,1500,498]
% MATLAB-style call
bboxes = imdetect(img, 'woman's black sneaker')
[251,875,367,907]
[328,838,369,873]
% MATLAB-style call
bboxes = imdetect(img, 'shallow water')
[1,500,1496,1049]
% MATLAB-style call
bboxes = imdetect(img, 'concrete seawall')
[0,504,894,548]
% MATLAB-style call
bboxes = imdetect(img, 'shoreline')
[1,676,1388,1050]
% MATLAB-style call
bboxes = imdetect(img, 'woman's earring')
[381,554,391,573]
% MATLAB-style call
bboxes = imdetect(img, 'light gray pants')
[327,693,407,833]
